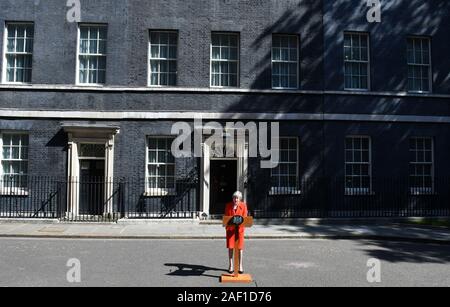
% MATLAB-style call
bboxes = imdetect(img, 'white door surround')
[63,124,120,217]
[200,132,248,217]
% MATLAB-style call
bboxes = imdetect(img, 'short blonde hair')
[232,191,243,200]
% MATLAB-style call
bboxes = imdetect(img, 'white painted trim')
[0,133,3,186]
[75,24,80,85]
[76,24,108,86]
[3,109,450,124]
[210,32,240,89]
[0,131,29,191]
[145,136,176,194]
[200,143,210,215]
[345,135,373,195]
[407,36,433,94]
[343,32,371,91]
[66,131,117,217]
[271,34,300,90]
[1,22,34,85]
[148,30,179,87]
[1,21,7,84]
[201,136,248,216]
[0,84,449,98]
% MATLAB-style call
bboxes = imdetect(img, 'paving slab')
[0,219,449,243]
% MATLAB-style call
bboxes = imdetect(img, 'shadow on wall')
[46,128,68,149]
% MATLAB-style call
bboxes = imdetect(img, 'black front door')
[210,160,237,216]
[79,160,105,215]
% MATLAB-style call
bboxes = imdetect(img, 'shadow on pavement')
[359,240,450,264]
[165,263,228,279]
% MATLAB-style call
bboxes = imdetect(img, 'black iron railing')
[0,176,449,222]
[249,177,450,218]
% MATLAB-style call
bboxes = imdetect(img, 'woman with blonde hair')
[224,191,248,274]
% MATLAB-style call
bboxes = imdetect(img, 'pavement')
[0,218,449,243]
[1,238,450,287]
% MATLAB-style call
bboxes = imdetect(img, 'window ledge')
[410,188,435,196]
[344,88,370,92]
[143,189,176,197]
[269,188,302,196]
[0,189,29,196]
[345,188,374,196]
[75,83,106,88]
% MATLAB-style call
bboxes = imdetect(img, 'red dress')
[225,201,248,250]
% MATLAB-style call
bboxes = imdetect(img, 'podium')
[220,215,253,283]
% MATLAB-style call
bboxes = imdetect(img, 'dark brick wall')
[2,118,450,182]
[0,119,67,177]
[0,1,450,196]
[0,0,129,86]
[0,0,324,89]
[324,0,450,94]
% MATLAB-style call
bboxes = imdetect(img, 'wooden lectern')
[220,215,254,283]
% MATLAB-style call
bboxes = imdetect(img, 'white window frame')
[2,22,34,85]
[270,137,301,195]
[76,24,107,86]
[409,137,434,195]
[271,34,299,90]
[407,36,432,93]
[145,136,176,196]
[148,30,178,87]
[344,32,370,91]
[345,136,372,196]
[210,32,240,88]
[0,131,29,195]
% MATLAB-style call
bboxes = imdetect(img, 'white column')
[237,140,248,202]
[105,136,115,216]
[67,137,80,216]
[201,143,210,216]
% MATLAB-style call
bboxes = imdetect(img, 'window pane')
[98,40,107,54]
[90,28,98,40]
[151,46,159,58]
[211,33,239,87]
[80,39,89,53]
[220,47,229,59]
[212,47,220,60]
[16,38,24,53]
[169,46,177,59]
[7,38,15,52]
[148,165,157,176]
[16,26,25,38]
[99,28,107,40]
[407,37,431,92]
[98,56,106,70]
[230,48,238,60]
[272,75,280,88]
[160,46,168,58]
[79,26,107,84]
[80,28,89,39]
[97,70,106,84]
[272,48,280,61]
[3,147,11,159]
[272,35,299,89]
[290,48,297,61]
[89,39,98,53]
[168,74,176,86]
